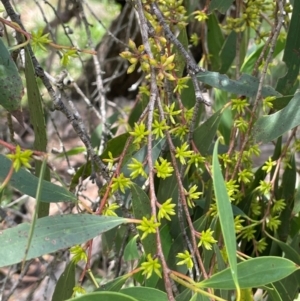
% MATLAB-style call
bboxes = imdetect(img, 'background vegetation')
[0,0,299,300]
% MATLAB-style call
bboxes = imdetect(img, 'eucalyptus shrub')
[0,0,300,301]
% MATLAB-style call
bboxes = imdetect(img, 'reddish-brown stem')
[0,17,96,54]
[0,163,14,192]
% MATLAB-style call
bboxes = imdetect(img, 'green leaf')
[189,293,210,301]
[271,239,300,301]
[101,133,131,159]
[180,79,196,109]
[72,292,138,301]
[0,38,23,112]
[278,155,296,241]
[276,0,300,95]
[131,184,155,255]
[23,159,47,265]
[241,39,285,75]
[253,91,300,143]
[0,214,126,267]
[124,235,140,261]
[293,185,300,215]
[173,28,189,77]
[55,146,86,158]
[52,261,76,301]
[264,284,283,301]
[213,244,229,300]
[198,257,298,289]
[213,89,232,144]
[175,288,191,301]
[206,13,224,71]
[219,31,237,74]
[241,44,265,74]
[121,287,168,301]
[96,275,128,292]
[208,0,234,14]
[266,271,300,301]
[0,154,76,203]
[197,71,281,98]
[272,95,293,110]
[25,46,50,217]
[212,139,239,290]
[193,108,223,155]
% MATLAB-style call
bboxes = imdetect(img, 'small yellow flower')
[193,10,208,22]
[111,173,132,193]
[262,157,276,174]
[137,216,161,240]
[185,185,202,208]
[6,145,33,172]
[129,122,150,144]
[70,245,87,264]
[157,198,176,221]
[102,203,120,217]
[176,250,193,269]
[154,157,174,179]
[198,229,217,250]
[140,254,162,279]
[127,158,147,179]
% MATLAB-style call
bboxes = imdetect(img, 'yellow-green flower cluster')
[154,157,174,179]
[111,173,132,194]
[223,0,274,32]
[185,184,202,208]
[198,229,217,250]
[157,198,176,221]
[70,245,87,264]
[6,145,33,172]
[140,254,162,279]
[176,250,193,269]
[137,216,161,240]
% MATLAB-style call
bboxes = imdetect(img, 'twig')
[135,0,175,299]
[231,0,284,180]
[77,1,107,155]
[150,3,210,111]
[0,0,110,184]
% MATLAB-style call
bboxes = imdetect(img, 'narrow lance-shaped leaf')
[276,0,300,95]
[0,154,77,203]
[219,31,237,74]
[206,13,224,71]
[208,0,235,14]
[51,261,76,301]
[0,214,126,267]
[253,90,300,143]
[198,257,298,289]
[72,292,138,301]
[0,38,23,112]
[96,275,128,292]
[212,139,239,291]
[197,71,281,98]
[25,46,50,217]
[193,109,223,155]
[121,287,168,301]
[23,158,47,266]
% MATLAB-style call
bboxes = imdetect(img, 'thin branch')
[135,0,175,299]
[231,0,284,180]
